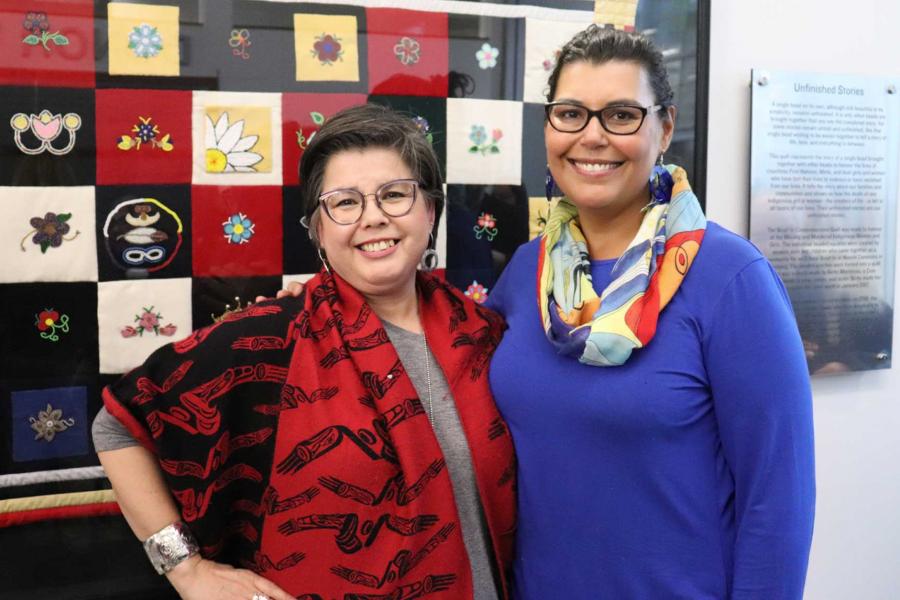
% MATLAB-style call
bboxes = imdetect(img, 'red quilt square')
[282,93,367,186]
[0,0,95,88]
[366,8,448,97]
[191,186,283,277]
[96,89,192,185]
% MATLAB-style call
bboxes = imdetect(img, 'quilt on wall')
[0,0,625,595]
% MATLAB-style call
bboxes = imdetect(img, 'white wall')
[707,2,900,598]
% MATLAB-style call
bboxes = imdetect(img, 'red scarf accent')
[103,271,516,599]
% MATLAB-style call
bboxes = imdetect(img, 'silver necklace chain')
[422,330,434,426]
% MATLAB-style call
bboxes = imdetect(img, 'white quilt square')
[523,18,588,103]
[446,99,523,185]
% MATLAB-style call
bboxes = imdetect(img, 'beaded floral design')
[464,281,489,304]
[35,309,70,342]
[476,43,499,69]
[10,110,81,155]
[20,212,80,253]
[393,37,420,65]
[205,112,263,173]
[542,49,562,72]
[129,23,163,58]
[312,33,343,65]
[117,116,173,152]
[223,213,255,244]
[29,403,75,442]
[296,111,325,149]
[229,28,251,59]
[22,11,69,51]
[468,125,502,155]
[412,116,433,145]
[473,212,498,241]
[121,306,177,338]
[212,296,250,322]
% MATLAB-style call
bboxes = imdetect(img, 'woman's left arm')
[704,258,816,600]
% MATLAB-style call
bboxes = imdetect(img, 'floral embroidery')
[464,281,489,304]
[468,125,502,155]
[29,403,75,442]
[212,296,249,322]
[223,213,255,244]
[473,212,498,241]
[20,212,80,253]
[412,116,433,145]
[117,116,173,151]
[312,33,343,65]
[35,309,70,342]
[122,306,177,338]
[542,49,562,72]
[205,112,263,173]
[296,111,325,149]
[229,28,251,59]
[393,37,420,65]
[128,23,163,58]
[22,12,69,51]
[10,110,81,155]
[476,42,499,69]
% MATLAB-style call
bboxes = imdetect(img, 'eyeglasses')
[544,102,663,135]
[318,178,419,225]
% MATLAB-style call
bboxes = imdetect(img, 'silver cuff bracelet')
[142,521,199,575]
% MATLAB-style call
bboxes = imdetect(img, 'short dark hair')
[546,25,674,112]
[299,103,444,247]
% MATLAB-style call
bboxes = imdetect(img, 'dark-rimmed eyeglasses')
[544,102,663,135]
[318,178,419,225]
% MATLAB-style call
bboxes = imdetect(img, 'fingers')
[286,281,305,296]
[274,289,291,299]
[249,572,295,600]
[254,294,269,303]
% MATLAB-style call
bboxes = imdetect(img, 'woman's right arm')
[98,446,293,600]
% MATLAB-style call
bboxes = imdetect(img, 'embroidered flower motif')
[22,12,68,51]
[10,110,81,155]
[211,296,249,323]
[223,213,255,244]
[29,403,75,442]
[476,42,499,69]
[117,116,173,152]
[228,28,251,59]
[20,212,80,253]
[296,111,325,149]
[393,36,420,65]
[204,112,263,173]
[128,23,163,58]
[468,125,502,155]
[542,49,562,72]
[35,308,70,342]
[412,116,433,145]
[464,281,489,304]
[124,306,176,337]
[312,33,343,65]
[473,212,499,241]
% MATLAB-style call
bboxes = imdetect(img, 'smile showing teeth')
[572,161,621,172]
[359,239,397,252]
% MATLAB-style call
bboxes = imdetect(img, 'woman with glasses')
[93,104,516,600]
[485,25,815,598]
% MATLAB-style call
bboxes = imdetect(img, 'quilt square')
[365,8,448,97]
[192,90,282,186]
[95,89,192,185]
[192,276,282,330]
[97,277,192,374]
[11,386,89,463]
[191,185,283,277]
[282,185,321,275]
[0,86,95,186]
[107,2,180,77]
[368,95,447,178]
[448,14,524,101]
[521,101,548,196]
[445,184,529,296]
[95,184,191,281]
[282,92,367,185]
[294,13,360,82]
[0,186,98,283]
[523,18,588,103]
[0,282,99,381]
[0,0,95,88]
[446,98,523,185]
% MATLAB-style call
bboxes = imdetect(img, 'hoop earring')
[420,232,438,272]
[317,247,331,274]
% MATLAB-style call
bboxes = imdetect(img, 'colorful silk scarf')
[103,270,516,599]
[537,164,706,366]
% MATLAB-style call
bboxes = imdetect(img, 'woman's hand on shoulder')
[255,280,306,303]
[167,555,294,600]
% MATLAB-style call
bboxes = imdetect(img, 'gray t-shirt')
[92,320,500,599]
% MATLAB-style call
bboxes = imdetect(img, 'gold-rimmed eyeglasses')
[318,178,419,225]
[544,102,663,135]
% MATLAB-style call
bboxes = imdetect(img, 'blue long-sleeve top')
[486,222,815,599]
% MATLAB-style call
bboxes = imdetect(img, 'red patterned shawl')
[103,270,516,599]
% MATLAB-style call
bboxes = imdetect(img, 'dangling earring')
[317,247,331,274]
[545,165,558,203]
[649,152,673,204]
[420,232,438,272]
